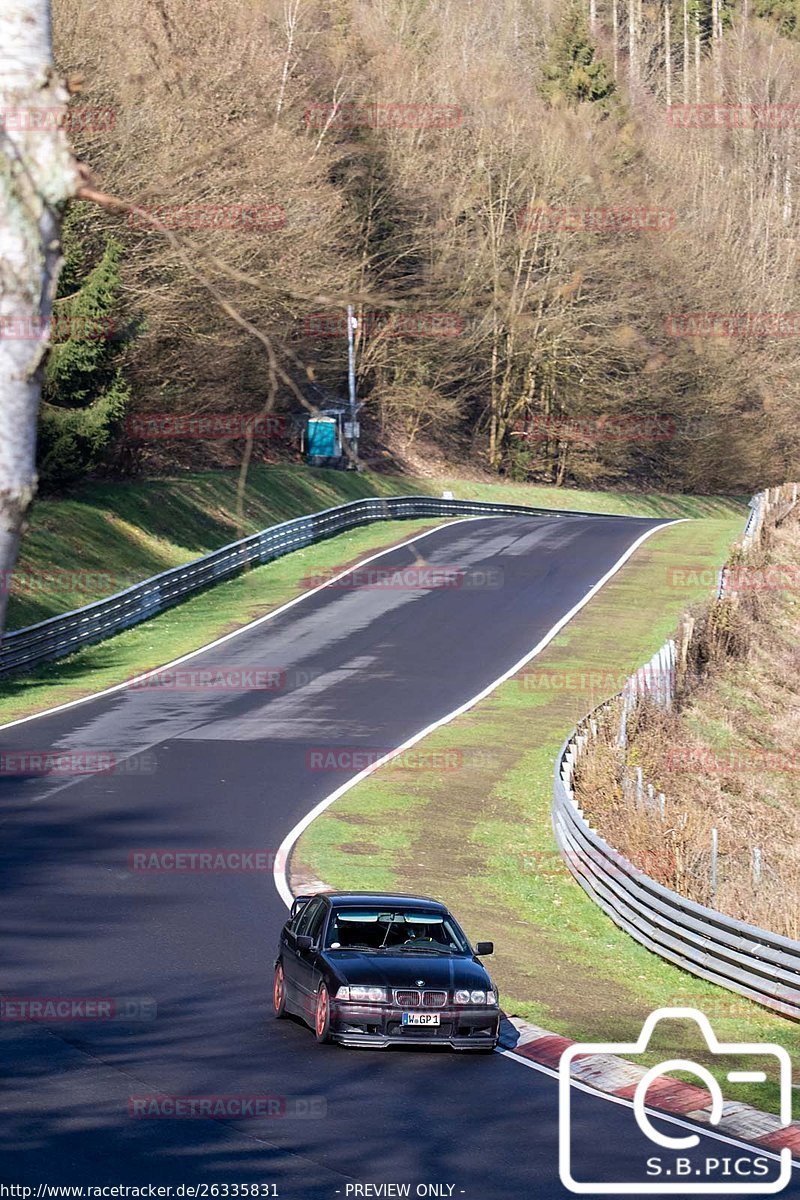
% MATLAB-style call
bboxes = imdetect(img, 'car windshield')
[325,908,469,954]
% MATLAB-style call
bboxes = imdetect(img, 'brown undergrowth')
[575,501,800,939]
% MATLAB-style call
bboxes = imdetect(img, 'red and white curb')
[502,1017,800,1162]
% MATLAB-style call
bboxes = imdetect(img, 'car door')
[283,897,325,1014]
[292,898,329,1020]
[282,897,321,1007]
[279,896,309,978]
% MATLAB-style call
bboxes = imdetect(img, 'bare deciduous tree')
[29,0,799,511]
[0,0,80,636]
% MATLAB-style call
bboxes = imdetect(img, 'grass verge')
[294,513,799,1117]
[8,464,743,628]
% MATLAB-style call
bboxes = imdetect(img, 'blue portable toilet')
[305,412,345,466]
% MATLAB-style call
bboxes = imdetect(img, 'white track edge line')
[272,517,683,907]
[0,516,495,732]
[497,1048,799,1169]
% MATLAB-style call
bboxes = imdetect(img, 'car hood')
[322,951,492,991]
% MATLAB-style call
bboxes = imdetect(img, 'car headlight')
[454,989,497,1005]
[335,985,388,1003]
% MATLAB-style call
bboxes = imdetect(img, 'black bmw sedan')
[273,891,500,1050]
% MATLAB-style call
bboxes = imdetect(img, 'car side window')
[294,897,323,938]
[304,900,328,948]
[289,901,310,934]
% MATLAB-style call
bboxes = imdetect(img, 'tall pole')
[346,304,359,469]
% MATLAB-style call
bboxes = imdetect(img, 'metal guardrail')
[0,492,627,679]
[553,729,800,1019]
[553,484,800,1018]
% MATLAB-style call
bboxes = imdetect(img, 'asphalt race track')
[2,514,798,1198]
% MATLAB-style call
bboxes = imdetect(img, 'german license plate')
[402,1012,440,1026]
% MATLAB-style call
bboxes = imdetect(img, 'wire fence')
[718,483,798,599]
[553,483,800,1018]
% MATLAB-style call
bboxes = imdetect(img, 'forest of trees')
[50,0,800,493]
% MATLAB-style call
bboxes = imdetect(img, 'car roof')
[323,891,448,912]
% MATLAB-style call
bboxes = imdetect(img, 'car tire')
[314,984,332,1044]
[273,962,288,1019]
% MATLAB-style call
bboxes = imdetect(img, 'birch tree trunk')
[0,0,81,637]
[711,0,722,95]
[275,0,301,126]
[628,0,638,89]
[612,0,619,78]
[589,0,597,34]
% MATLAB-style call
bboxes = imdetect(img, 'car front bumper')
[329,1003,500,1049]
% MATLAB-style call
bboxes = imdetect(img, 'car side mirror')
[475,941,494,956]
[296,935,314,951]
